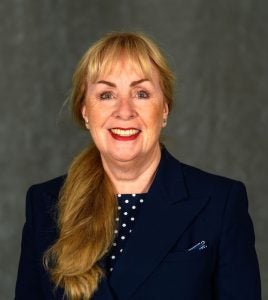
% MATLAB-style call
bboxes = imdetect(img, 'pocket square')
[187,240,208,252]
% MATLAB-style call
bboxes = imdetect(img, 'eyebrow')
[96,78,150,87]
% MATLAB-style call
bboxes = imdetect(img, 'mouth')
[109,128,141,141]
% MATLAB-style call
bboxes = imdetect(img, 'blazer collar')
[101,147,210,300]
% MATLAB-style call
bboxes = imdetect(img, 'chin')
[111,153,139,163]
[104,148,141,163]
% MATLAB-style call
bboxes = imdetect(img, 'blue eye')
[100,92,113,100]
[137,90,149,99]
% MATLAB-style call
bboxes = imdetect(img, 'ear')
[163,102,169,119]
[81,104,90,129]
[161,102,169,128]
[81,104,88,123]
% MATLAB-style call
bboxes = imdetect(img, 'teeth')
[110,128,140,137]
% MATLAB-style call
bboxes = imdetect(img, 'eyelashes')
[136,90,150,99]
[99,91,113,100]
[98,90,150,100]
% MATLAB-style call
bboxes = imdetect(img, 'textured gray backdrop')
[0,0,267,299]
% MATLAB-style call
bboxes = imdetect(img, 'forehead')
[87,46,161,80]
[93,57,160,86]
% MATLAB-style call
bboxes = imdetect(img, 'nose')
[112,98,138,120]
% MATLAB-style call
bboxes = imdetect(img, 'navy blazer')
[15,148,261,299]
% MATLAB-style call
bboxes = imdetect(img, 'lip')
[109,127,141,141]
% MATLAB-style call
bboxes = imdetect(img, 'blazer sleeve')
[15,186,44,300]
[215,181,261,299]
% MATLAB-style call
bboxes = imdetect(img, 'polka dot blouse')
[106,193,146,275]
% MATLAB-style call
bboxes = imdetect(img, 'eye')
[136,90,149,99]
[99,91,113,100]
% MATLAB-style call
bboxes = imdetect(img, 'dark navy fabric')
[15,148,261,300]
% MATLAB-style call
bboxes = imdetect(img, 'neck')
[101,145,161,194]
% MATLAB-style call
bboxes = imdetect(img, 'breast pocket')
[140,246,213,300]
[163,247,210,262]
[157,246,212,289]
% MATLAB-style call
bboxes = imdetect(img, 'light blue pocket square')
[187,240,208,252]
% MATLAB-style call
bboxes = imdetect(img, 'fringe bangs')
[86,33,155,83]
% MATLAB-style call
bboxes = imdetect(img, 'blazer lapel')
[108,149,209,300]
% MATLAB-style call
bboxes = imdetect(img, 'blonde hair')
[44,32,175,299]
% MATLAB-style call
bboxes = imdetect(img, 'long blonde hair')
[44,32,175,299]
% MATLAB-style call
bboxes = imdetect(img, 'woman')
[15,32,261,300]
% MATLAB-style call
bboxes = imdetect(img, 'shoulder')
[28,175,66,196]
[181,162,244,195]
[179,161,248,215]
[167,154,251,232]
[26,175,66,212]
[163,148,246,199]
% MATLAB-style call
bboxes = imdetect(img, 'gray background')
[0,0,267,299]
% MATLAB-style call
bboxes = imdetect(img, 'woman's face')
[81,58,168,164]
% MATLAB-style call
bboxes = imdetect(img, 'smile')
[109,128,141,141]
[110,128,140,136]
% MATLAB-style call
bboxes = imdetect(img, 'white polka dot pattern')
[106,193,146,275]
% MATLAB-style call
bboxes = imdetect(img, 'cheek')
[87,105,106,126]
[143,111,164,136]
[147,105,165,124]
